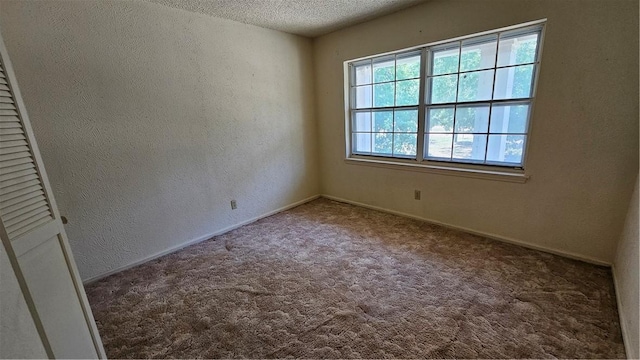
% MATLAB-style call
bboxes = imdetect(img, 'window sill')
[344,157,529,183]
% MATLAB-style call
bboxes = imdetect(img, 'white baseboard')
[84,192,611,280]
[83,195,320,284]
[321,194,611,267]
[611,264,633,359]
[84,192,626,351]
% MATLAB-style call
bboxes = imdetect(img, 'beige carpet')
[86,198,625,359]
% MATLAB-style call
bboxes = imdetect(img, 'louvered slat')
[0,155,32,168]
[0,150,30,163]
[0,127,23,136]
[0,115,20,122]
[0,133,26,142]
[1,178,41,195]
[0,59,53,241]
[4,206,50,228]
[0,173,39,189]
[0,121,21,128]
[0,109,18,116]
[0,194,46,215]
[0,126,23,135]
[0,167,36,182]
[0,184,43,206]
[0,183,42,203]
[0,102,16,109]
[0,189,44,210]
[7,212,52,239]
[0,145,30,156]
[0,139,27,148]
[0,162,35,180]
[2,200,49,223]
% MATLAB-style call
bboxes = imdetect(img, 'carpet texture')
[86,199,625,359]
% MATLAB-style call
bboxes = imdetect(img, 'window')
[351,52,421,158]
[347,21,544,173]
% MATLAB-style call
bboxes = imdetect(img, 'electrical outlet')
[230,200,237,210]
[414,190,421,200]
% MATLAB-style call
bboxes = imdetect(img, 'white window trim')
[343,19,547,183]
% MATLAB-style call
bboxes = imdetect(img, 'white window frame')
[344,19,546,183]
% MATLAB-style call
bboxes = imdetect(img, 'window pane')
[348,23,542,166]
[396,53,420,80]
[486,134,526,164]
[353,111,371,132]
[354,61,372,85]
[455,105,489,133]
[373,56,395,83]
[457,69,494,102]
[394,109,418,132]
[460,36,497,72]
[373,111,393,132]
[497,32,538,67]
[396,79,419,106]
[426,134,453,159]
[393,134,417,156]
[355,85,372,108]
[432,43,460,75]
[373,133,393,154]
[493,64,534,100]
[490,103,529,133]
[429,74,458,104]
[427,107,454,133]
[352,133,372,153]
[452,134,487,161]
[373,83,394,107]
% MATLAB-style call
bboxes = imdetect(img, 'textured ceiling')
[145,0,426,37]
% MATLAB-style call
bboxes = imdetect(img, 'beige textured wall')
[0,0,319,281]
[614,174,639,359]
[0,241,47,359]
[314,0,639,264]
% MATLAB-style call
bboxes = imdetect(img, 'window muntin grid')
[347,23,543,168]
[350,50,421,158]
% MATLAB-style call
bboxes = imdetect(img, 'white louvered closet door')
[0,33,106,359]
